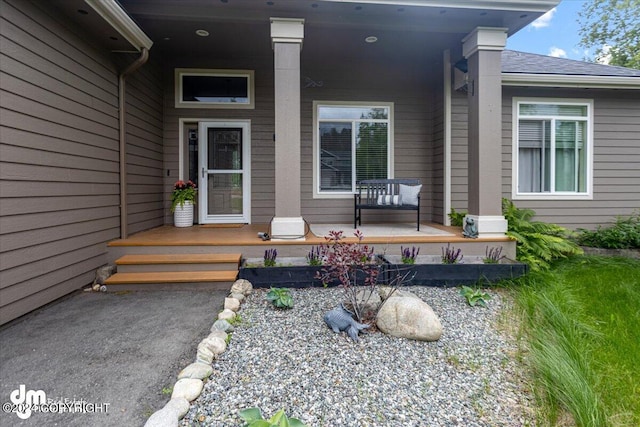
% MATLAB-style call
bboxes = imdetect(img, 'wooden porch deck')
[107,223,514,258]
[104,223,515,290]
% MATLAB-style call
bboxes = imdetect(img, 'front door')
[198,121,251,223]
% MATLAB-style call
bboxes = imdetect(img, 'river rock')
[171,378,203,401]
[178,362,213,380]
[224,297,241,312]
[211,319,233,333]
[376,291,443,341]
[230,279,253,296]
[217,309,236,321]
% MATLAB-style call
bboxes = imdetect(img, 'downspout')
[118,48,149,239]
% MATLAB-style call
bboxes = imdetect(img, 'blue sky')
[506,0,589,61]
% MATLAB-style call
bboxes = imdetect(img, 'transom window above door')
[175,69,254,109]
[513,98,593,200]
[313,102,394,197]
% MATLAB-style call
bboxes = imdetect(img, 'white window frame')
[174,68,255,109]
[512,97,594,200]
[312,101,394,199]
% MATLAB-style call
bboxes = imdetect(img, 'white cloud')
[549,47,567,58]
[596,44,612,65]
[530,7,556,29]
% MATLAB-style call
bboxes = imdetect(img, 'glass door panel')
[198,122,250,223]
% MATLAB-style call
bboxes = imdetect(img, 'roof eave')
[502,73,640,90]
[318,0,560,12]
[85,0,153,51]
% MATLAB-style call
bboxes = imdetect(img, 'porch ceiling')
[52,0,552,61]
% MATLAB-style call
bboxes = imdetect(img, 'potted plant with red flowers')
[171,180,197,227]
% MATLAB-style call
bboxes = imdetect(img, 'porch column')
[462,27,508,237]
[270,17,305,240]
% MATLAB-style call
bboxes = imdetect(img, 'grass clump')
[576,212,640,249]
[514,256,640,426]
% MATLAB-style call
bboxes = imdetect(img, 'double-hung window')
[314,102,393,196]
[513,99,593,199]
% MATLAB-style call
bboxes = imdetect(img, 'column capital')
[462,27,507,58]
[270,17,304,49]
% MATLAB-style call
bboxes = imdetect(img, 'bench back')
[357,179,421,205]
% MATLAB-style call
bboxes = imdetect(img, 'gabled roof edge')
[85,0,153,51]
[502,73,640,90]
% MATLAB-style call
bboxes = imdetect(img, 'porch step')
[103,271,238,291]
[114,254,241,273]
[104,253,241,291]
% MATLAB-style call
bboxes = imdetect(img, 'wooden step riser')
[117,263,240,273]
[102,282,234,292]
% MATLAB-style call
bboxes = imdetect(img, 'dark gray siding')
[503,87,640,229]
[0,0,164,324]
[124,58,165,234]
[450,91,469,214]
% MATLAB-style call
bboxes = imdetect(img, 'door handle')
[202,167,205,178]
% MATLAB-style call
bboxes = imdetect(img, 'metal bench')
[354,179,422,231]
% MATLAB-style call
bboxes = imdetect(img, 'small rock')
[198,336,226,356]
[217,309,236,321]
[171,378,204,401]
[163,397,190,419]
[93,265,116,286]
[224,297,241,312]
[230,279,253,296]
[196,346,214,365]
[178,363,213,380]
[211,319,233,333]
[208,330,227,341]
[229,292,245,302]
[144,408,179,427]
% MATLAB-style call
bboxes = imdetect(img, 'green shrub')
[576,212,640,249]
[448,207,466,227]
[239,407,307,427]
[265,287,293,309]
[502,198,582,271]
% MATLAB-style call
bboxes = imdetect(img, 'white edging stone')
[143,280,253,425]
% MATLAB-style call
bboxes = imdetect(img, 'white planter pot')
[173,201,194,227]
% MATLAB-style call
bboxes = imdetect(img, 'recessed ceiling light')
[195,29,210,37]
[163,37,171,41]
[365,36,378,43]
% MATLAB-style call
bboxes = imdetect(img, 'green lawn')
[514,256,640,426]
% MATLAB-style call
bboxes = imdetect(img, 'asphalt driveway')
[0,290,226,426]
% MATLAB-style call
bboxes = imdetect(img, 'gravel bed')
[181,286,534,426]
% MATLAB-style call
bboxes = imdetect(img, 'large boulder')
[376,291,442,341]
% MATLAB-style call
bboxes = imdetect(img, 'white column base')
[270,217,306,241]
[465,215,508,237]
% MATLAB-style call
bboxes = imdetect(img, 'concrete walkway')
[0,290,226,426]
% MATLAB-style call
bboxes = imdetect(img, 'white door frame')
[198,120,251,224]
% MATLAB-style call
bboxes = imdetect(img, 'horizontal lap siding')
[0,0,120,324]
[450,91,469,213]
[503,87,640,229]
[301,57,435,224]
[123,56,164,234]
